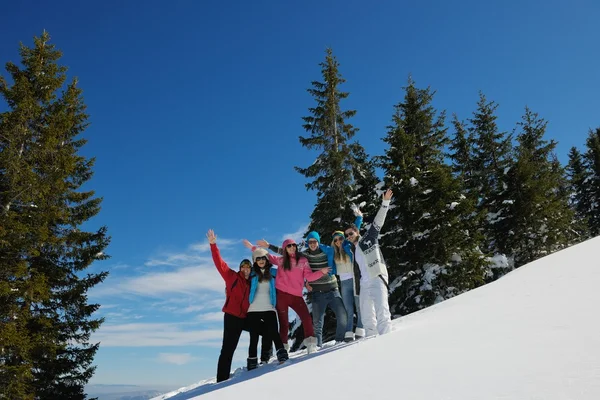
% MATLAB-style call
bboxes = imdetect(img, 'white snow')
[449,201,459,210]
[410,177,419,186]
[153,237,600,400]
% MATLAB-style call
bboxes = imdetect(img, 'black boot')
[260,346,273,364]
[276,348,289,363]
[247,357,258,371]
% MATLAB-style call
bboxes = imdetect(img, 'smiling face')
[255,256,268,268]
[285,243,297,255]
[239,262,251,279]
[307,238,319,251]
[333,235,344,248]
[344,229,358,244]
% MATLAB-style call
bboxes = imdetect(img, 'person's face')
[240,263,251,279]
[344,229,358,243]
[285,243,297,255]
[255,256,268,268]
[333,236,343,248]
[307,238,319,251]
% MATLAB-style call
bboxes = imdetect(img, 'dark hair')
[253,259,273,282]
[282,248,305,271]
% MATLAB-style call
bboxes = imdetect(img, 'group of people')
[208,189,394,382]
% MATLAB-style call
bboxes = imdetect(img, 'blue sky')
[1,0,599,389]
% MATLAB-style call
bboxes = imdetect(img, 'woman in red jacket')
[207,229,252,383]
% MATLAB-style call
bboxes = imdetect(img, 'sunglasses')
[286,243,297,249]
[307,240,318,245]
[345,231,355,238]
[255,256,268,262]
[240,264,251,269]
[333,237,343,243]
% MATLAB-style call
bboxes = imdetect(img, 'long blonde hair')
[332,234,349,263]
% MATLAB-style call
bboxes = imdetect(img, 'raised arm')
[370,189,393,235]
[244,239,283,267]
[208,229,235,281]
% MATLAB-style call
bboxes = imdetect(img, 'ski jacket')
[249,267,278,307]
[351,199,391,293]
[211,243,250,318]
[259,248,324,297]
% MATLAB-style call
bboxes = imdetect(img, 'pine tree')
[295,47,358,239]
[0,32,109,400]
[497,107,573,267]
[467,93,514,258]
[565,146,591,240]
[378,79,489,315]
[583,128,600,236]
[348,142,380,233]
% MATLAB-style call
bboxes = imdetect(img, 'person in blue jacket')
[246,248,289,370]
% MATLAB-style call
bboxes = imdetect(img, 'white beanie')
[252,248,268,263]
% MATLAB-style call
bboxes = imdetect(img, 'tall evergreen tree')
[295,47,359,239]
[583,127,600,236]
[378,79,489,315]
[497,107,573,267]
[348,142,380,233]
[467,93,514,257]
[565,146,591,239]
[0,32,109,400]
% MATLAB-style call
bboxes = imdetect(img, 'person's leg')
[246,313,260,359]
[258,314,273,363]
[216,314,244,382]
[288,294,315,338]
[339,279,355,334]
[275,290,291,345]
[373,277,393,335]
[328,290,348,343]
[288,294,317,353]
[310,292,326,347]
[359,280,377,337]
[263,311,284,350]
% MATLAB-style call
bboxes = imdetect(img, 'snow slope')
[153,237,600,400]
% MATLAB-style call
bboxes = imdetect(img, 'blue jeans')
[311,289,347,346]
[340,278,362,332]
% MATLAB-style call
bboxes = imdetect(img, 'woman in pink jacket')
[243,238,329,354]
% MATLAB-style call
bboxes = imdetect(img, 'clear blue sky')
[2,0,599,390]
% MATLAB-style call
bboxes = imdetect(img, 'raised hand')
[206,229,217,244]
[242,239,253,249]
[256,239,269,248]
[383,189,393,201]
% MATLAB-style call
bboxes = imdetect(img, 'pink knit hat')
[282,238,297,249]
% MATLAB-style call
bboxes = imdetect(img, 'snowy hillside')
[152,237,600,400]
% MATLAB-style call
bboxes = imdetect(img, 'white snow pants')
[359,276,392,337]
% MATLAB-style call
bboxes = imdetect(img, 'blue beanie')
[306,231,320,243]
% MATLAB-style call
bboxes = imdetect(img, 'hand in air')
[206,229,217,244]
[383,189,393,201]
[242,239,253,249]
[257,239,269,248]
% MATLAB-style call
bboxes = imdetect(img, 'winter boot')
[344,331,355,343]
[355,328,366,340]
[304,336,317,354]
[260,347,273,364]
[276,348,289,363]
[246,357,258,371]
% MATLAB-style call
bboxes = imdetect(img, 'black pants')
[246,310,283,359]
[217,313,245,382]
[216,313,274,382]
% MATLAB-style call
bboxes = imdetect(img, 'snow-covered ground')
[152,237,600,400]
